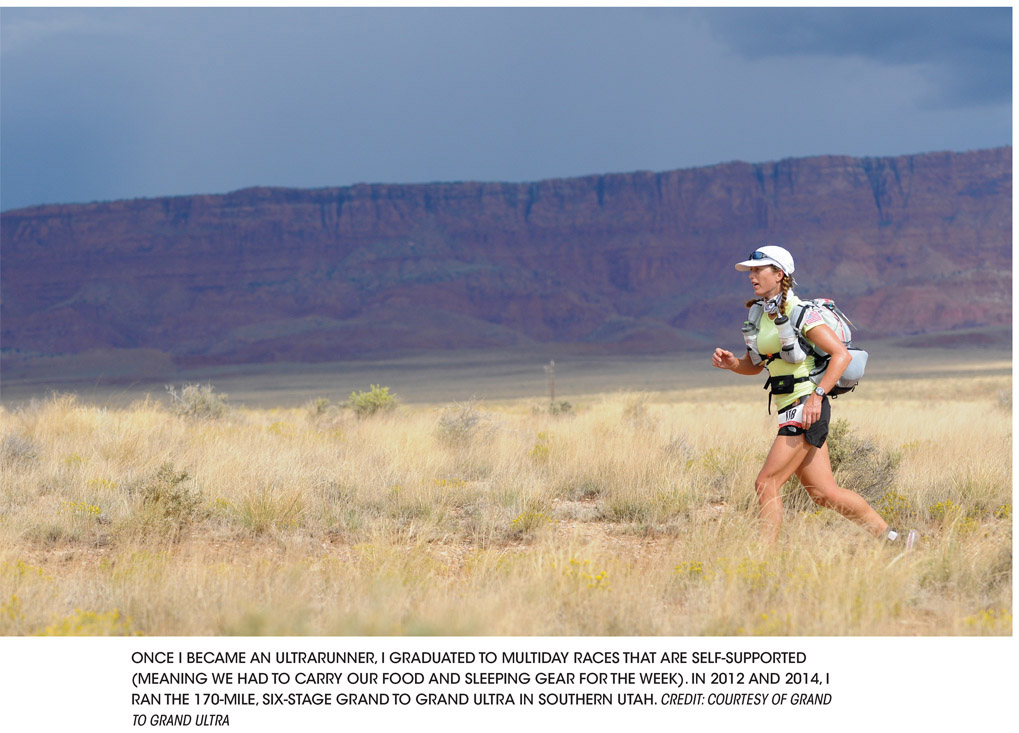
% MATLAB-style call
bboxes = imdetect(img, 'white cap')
[734,245,795,275]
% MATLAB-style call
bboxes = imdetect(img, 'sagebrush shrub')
[436,399,493,446]
[622,393,650,426]
[783,418,901,513]
[132,462,204,537]
[826,418,900,500]
[1,434,39,464]
[165,383,228,419]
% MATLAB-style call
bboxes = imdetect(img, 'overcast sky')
[0,6,1011,212]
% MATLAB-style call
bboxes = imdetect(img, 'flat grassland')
[0,349,1011,636]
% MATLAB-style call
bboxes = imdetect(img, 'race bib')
[777,401,805,429]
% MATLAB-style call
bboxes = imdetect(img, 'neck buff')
[761,289,795,315]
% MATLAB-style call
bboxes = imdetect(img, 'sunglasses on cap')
[746,250,794,282]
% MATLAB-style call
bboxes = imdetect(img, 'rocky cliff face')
[1,147,1010,365]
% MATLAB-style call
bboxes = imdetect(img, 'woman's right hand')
[712,348,739,370]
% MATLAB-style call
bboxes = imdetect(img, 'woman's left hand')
[802,394,822,429]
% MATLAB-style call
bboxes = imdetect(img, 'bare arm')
[801,323,850,428]
[712,348,765,375]
[804,324,850,395]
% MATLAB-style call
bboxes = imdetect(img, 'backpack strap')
[744,301,768,363]
[791,302,828,361]
[749,300,788,368]
[748,302,764,329]
[791,302,808,330]
[830,302,855,329]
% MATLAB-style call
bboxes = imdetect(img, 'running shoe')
[885,528,919,549]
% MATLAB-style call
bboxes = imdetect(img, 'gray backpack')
[745,297,868,397]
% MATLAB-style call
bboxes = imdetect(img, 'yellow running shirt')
[754,294,824,411]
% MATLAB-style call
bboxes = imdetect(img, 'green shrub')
[140,463,200,517]
[530,432,552,464]
[532,401,574,416]
[348,385,397,418]
[306,397,332,417]
[165,383,228,420]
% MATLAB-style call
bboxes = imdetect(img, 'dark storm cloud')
[0,7,1011,212]
[701,7,1011,107]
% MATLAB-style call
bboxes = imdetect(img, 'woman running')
[711,245,913,546]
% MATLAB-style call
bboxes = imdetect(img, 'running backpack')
[745,297,868,397]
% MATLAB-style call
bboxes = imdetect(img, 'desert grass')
[0,373,1011,636]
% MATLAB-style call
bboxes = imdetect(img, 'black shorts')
[777,395,830,448]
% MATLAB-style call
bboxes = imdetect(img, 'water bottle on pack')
[774,314,806,364]
[742,321,763,365]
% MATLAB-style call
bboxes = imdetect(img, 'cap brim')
[735,258,780,271]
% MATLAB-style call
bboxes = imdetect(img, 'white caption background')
[1,636,1013,732]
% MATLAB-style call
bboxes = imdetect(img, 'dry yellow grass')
[0,370,1011,636]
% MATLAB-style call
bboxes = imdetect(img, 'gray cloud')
[0,9,134,55]
[700,7,1011,107]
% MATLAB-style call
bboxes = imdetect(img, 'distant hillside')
[1,147,1010,367]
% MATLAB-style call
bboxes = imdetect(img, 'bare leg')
[795,442,889,537]
[755,435,814,544]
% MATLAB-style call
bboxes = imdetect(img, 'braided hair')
[777,272,792,314]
